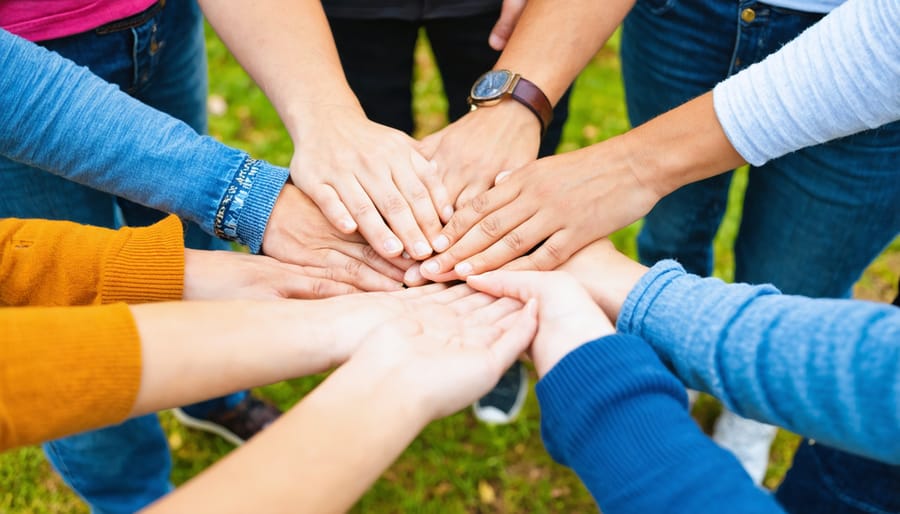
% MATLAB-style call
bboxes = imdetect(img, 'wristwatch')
[467,69,553,136]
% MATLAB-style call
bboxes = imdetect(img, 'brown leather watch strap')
[510,77,553,136]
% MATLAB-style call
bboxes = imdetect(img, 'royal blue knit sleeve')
[537,335,784,513]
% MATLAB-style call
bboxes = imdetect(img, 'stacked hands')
[187,193,639,419]
[247,96,657,298]
[185,98,650,410]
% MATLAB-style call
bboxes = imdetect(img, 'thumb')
[417,129,444,160]
[466,270,544,303]
[489,0,527,51]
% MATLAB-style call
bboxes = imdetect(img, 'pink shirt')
[0,0,157,42]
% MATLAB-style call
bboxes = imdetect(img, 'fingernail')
[442,205,454,220]
[402,251,411,260]
[430,159,439,171]
[455,262,473,277]
[339,217,357,231]
[432,235,450,252]
[414,241,432,258]
[384,238,403,254]
[422,260,440,275]
[488,34,504,50]
[404,264,422,284]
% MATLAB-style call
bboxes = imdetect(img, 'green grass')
[1,27,897,513]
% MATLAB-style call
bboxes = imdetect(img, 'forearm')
[129,298,355,416]
[0,297,349,451]
[618,262,900,464]
[495,0,632,104]
[145,355,426,513]
[0,29,287,253]
[713,0,900,166]
[538,336,782,513]
[610,91,745,200]
[0,216,184,306]
[199,0,361,139]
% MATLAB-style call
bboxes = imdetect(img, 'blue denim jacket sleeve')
[0,28,288,253]
[536,335,784,514]
[618,261,900,465]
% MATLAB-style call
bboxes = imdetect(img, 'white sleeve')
[712,0,900,166]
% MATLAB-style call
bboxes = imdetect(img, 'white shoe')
[712,409,777,485]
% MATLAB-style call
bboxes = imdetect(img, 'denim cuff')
[213,157,289,253]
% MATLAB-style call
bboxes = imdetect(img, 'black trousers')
[328,10,571,158]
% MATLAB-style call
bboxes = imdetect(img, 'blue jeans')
[621,1,900,513]
[0,1,245,511]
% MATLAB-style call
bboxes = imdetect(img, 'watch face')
[471,70,513,101]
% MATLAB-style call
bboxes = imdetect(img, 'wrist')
[283,97,365,141]
[338,352,434,426]
[561,240,649,323]
[533,319,612,378]
[618,92,744,198]
[468,100,542,143]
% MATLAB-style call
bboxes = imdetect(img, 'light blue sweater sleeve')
[713,0,900,165]
[617,261,900,464]
[0,28,289,253]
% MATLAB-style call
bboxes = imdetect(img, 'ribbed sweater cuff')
[616,260,685,338]
[0,303,142,450]
[101,215,185,303]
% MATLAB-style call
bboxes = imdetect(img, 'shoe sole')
[171,408,245,447]
[472,366,529,425]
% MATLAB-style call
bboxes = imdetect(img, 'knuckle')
[311,279,327,298]
[468,194,489,214]
[351,201,373,217]
[408,185,431,203]
[540,242,566,268]
[501,230,523,251]
[447,212,472,236]
[478,215,503,239]
[381,195,407,215]
[361,244,380,263]
[344,258,363,277]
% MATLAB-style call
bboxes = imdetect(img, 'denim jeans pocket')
[636,0,679,16]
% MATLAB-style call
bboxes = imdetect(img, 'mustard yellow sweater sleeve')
[0,215,185,306]
[0,303,142,451]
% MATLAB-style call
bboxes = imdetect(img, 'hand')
[420,142,660,281]
[323,282,513,361]
[419,100,541,214]
[261,184,411,291]
[467,270,613,377]
[183,249,359,300]
[290,105,448,260]
[557,239,649,323]
[347,286,538,421]
[489,0,528,51]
